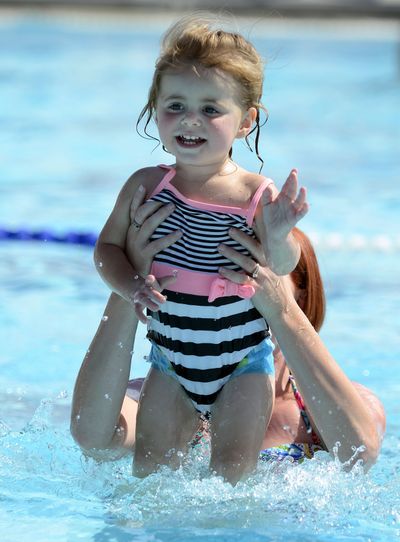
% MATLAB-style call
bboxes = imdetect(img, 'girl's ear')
[236,107,257,139]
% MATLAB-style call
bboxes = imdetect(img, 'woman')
[70,189,385,473]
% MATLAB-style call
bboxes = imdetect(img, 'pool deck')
[2,0,400,18]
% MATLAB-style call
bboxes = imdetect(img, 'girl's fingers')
[293,187,309,216]
[134,303,149,324]
[158,273,178,291]
[281,169,298,201]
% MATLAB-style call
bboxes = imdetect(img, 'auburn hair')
[291,227,326,332]
[136,13,267,168]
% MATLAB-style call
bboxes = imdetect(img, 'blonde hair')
[137,14,267,168]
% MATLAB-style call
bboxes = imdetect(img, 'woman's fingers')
[134,200,164,227]
[146,230,182,258]
[218,243,256,276]
[218,266,249,284]
[223,229,266,266]
[129,185,147,223]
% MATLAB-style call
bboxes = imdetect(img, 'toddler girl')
[95,14,308,484]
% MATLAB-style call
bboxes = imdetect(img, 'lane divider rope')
[0,228,399,252]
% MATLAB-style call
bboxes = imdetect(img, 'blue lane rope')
[0,228,98,247]
[0,227,398,252]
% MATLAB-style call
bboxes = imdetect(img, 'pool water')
[1,10,400,542]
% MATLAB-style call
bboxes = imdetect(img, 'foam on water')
[1,398,399,542]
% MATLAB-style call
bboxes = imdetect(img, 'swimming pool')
[1,9,400,542]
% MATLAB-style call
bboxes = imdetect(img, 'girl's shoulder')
[122,166,168,198]
[238,169,274,203]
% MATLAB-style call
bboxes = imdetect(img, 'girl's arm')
[219,229,385,470]
[94,176,146,304]
[255,169,308,275]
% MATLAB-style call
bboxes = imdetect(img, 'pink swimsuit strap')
[149,164,272,226]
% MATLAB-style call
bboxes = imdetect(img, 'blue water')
[1,10,400,542]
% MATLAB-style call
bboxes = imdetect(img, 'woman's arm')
[71,188,180,458]
[219,229,385,470]
[70,292,139,458]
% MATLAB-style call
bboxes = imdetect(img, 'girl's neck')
[174,157,237,185]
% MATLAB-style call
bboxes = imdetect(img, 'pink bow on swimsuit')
[208,277,255,303]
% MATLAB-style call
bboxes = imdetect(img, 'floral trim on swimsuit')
[258,375,324,463]
[191,375,325,464]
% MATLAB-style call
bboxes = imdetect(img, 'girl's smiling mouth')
[176,134,207,147]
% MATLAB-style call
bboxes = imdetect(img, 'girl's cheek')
[157,111,178,124]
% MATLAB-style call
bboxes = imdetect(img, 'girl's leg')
[209,374,275,485]
[133,367,200,477]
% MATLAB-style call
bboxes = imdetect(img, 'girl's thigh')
[210,373,275,460]
[134,367,200,462]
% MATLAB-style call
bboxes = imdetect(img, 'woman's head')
[291,228,326,332]
[137,14,266,166]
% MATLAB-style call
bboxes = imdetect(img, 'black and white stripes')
[146,172,270,412]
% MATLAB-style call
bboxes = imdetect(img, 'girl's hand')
[261,169,309,242]
[126,185,182,276]
[132,274,177,324]
[217,228,296,319]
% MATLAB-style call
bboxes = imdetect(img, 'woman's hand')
[125,185,182,323]
[217,228,296,321]
[125,185,182,277]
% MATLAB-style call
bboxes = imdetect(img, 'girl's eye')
[167,103,183,112]
[203,106,219,115]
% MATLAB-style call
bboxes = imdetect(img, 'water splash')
[0,400,399,541]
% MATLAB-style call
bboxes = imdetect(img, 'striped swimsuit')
[146,165,275,414]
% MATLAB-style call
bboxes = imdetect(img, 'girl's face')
[155,66,255,168]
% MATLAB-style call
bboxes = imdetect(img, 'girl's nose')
[181,112,201,126]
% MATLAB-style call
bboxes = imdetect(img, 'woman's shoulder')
[352,382,386,440]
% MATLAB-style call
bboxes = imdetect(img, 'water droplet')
[134,275,139,280]
[102,315,109,322]
[98,261,103,267]
[57,390,68,399]
[104,393,111,401]
[118,342,124,349]
[75,414,80,420]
